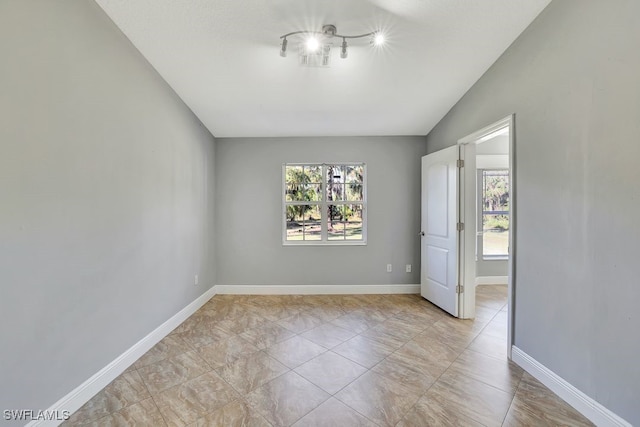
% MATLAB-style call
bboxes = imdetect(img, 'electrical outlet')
[194,275,199,285]
[406,264,412,273]
[386,264,392,273]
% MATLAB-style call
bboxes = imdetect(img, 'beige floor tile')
[305,305,346,322]
[360,318,422,348]
[446,349,523,395]
[276,312,325,333]
[83,398,167,427]
[400,335,462,369]
[242,295,286,307]
[476,294,507,311]
[195,399,271,427]
[64,371,150,424]
[170,310,222,335]
[420,323,477,350]
[434,314,487,337]
[335,371,420,427]
[176,324,234,349]
[502,373,594,426]
[371,351,438,396]
[294,295,335,307]
[137,351,210,395]
[217,312,270,334]
[351,307,390,323]
[153,371,239,427]
[397,392,485,427]
[239,321,296,350]
[332,335,395,368]
[291,397,377,427]
[401,299,447,317]
[122,364,137,374]
[393,309,442,329]
[134,335,193,370]
[492,310,508,324]
[468,332,508,360]
[265,335,327,368]
[67,293,594,427]
[300,323,357,349]
[246,371,330,427]
[281,294,318,311]
[429,370,514,427]
[330,312,381,334]
[243,302,302,322]
[216,351,289,394]
[196,335,260,369]
[199,301,254,322]
[480,319,508,340]
[474,305,501,323]
[330,295,370,310]
[295,351,367,394]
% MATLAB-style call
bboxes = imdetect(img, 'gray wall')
[215,137,425,287]
[0,0,216,418]
[426,0,639,423]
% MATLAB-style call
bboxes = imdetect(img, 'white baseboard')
[475,276,508,285]
[511,346,631,427]
[28,285,218,427]
[215,284,420,295]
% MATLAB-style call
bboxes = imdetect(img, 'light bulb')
[340,38,348,59]
[306,37,320,52]
[280,38,288,57]
[373,33,385,46]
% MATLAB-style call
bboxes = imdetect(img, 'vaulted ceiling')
[95,0,551,137]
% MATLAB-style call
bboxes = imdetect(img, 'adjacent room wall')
[215,137,425,288]
[0,0,216,418]
[426,0,639,423]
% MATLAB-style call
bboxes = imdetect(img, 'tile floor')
[64,286,594,426]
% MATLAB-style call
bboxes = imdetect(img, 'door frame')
[457,114,515,359]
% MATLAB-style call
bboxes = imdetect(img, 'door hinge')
[457,222,464,231]
[456,285,464,294]
[457,159,464,168]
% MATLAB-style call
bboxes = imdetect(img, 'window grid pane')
[284,163,365,244]
[481,169,509,257]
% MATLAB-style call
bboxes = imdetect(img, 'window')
[479,169,509,258]
[283,163,366,245]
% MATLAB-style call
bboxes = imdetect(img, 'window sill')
[482,256,508,261]
[283,241,367,247]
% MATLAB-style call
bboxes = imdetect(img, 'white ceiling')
[95,0,551,138]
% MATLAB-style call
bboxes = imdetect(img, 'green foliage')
[285,166,321,221]
[482,171,509,212]
[484,214,509,231]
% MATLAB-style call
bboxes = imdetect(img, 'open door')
[421,146,460,317]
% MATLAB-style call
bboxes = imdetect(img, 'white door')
[421,146,460,317]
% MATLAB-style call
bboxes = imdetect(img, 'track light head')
[306,36,320,52]
[373,32,385,46]
[340,38,348,59]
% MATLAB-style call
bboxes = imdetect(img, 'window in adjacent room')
[479,169,509,258]
[283,163,366,245]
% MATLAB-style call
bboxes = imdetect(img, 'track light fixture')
[279,24,384,66]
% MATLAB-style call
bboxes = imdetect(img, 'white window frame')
[477,168,509,260]
[282,162,367,246]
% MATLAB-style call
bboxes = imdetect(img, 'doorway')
[419,115,515,358]
[458,115,515,358]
